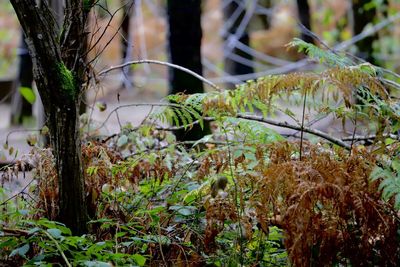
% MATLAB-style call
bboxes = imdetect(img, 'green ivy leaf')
[131,254,146,266]
[10,243,30,257]
[47,228,62,239]
[117,135,128,147]
[28,227,41,235]
[19,87,36,104]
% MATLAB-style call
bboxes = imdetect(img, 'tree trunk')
[120,2,134,90]
[10,36,33,124]
[296,0,314,44]
[10,0,89,234]
[47,102,86,233]
[222,0,254,88]
[352,0,386,65]
[167,0,210,141]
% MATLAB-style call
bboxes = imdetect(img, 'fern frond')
[225,117,284,144]
[288,38,353,67]
[204,65,388,116]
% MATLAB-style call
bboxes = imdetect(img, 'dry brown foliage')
[250,142,399,266]
[193,140,400,265]
[4,135,399,265]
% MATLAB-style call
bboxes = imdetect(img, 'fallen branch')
[1,227,30,237]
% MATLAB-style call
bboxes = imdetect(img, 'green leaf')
[117,135,128,147]
[19,87,36,104]
[131,254,146,266]
[115,232,126,238]
[359,63,376,76]
[392,160,400,172]
[169,205,196,216]
[28,227,41,235]
[395,194,400,211]
[47,228,62,239]
[10,243,30,257]
[0,239,17,249]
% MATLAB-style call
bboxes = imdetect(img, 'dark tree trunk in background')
[259,0,272,30]
[352,0,385,65]
[296,0,314,44]
[222,0,254,88]
[10,36,33,124]
[167,0,210,141]
[120,2,134,90]
[10,0,89,234]
[11,0,66,127]
[121,4,131,60]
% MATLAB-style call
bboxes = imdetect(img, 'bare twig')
[153,115,351,149]
[1,228,30,237]
[5,128,42,146]
[236,114,351,149]
[0,179,35,206]
[42,230,72,267]
[299,92,307,160]
[94,102,201,133]
[342,133,400,142]
[98,59,220,91]
[334,13,400,51]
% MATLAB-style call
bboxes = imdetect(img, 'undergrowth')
[1,40,400,266]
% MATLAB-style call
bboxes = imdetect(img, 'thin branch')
[94,102,199,132]
[209,59,313,83]
[5,128,42,146]
[342,133,400,142]
[299,92,307,160]
[334,12,400,51]
[236,114,351,149]
[152,115,351,149]
[98,59,220,91]
[42,230,72,267]
[0,179,35,206]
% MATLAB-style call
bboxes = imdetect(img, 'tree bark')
[10,0,89,234]
[167,0,210,141]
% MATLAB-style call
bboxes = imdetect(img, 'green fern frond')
[288,38,353,67]
[371,163,400,211]
[225,117,284,144]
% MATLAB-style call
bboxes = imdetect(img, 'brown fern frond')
[249,141,399,266]
[203,66,388,116]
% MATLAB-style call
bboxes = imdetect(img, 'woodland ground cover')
[1,39,400,266]
[1,1,400,266]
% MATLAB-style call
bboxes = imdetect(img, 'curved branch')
[152,114,351,150]
[98,59,220,91]
[236,114,351,149]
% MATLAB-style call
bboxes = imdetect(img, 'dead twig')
[98,59,220,91]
